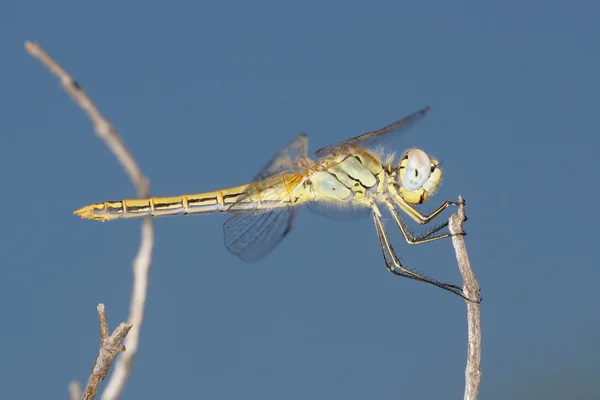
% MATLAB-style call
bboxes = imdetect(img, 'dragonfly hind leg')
[372,206,478,302]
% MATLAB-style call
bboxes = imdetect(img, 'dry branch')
[25,41,154,400]
[449,196,482,400]
[80,305,132,400]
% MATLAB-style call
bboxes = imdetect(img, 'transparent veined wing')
[314,106,430,158]
[223,133,311,261]
[248,133,311,181]
[224,207,298,261]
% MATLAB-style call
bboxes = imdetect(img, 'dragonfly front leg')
[371,205,470,300]
[384,200,464,245]
[393,192,465,225]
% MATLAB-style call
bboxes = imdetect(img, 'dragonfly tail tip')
[73,205,104,221]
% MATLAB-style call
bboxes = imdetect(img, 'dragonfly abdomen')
[73,193,223,221]
[73,178,303,222]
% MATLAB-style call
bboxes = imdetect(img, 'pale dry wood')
[25,41,154,400]
[79,305,132,400]
[449,196,482,400]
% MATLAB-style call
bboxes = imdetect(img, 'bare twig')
[25,41,154,399]
[448,196,481,400]
[80,305,133,400]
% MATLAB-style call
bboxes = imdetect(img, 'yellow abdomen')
[74,173,307,222]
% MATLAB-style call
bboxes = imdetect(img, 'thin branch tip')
[98,304,109,340]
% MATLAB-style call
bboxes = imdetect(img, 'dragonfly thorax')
[305,150,384,207]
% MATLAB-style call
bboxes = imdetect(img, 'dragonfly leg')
[372,205,479,302]
[393,193,466,225]
[384,201,463,245]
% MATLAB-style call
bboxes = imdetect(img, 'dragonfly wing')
[228,133,310,215]
[224,133,309,261]
[224,207,298,261]
[252,133,310,181]
[314,106,430,158]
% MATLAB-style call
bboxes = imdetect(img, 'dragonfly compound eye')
[401,148,432,190]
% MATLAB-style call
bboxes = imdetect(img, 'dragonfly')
[75,106,476,302]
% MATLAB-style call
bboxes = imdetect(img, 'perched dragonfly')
[75,106,475,301]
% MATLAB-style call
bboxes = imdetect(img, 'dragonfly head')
[396,148,442,204]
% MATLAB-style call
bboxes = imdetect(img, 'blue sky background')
[2,1,599,398]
